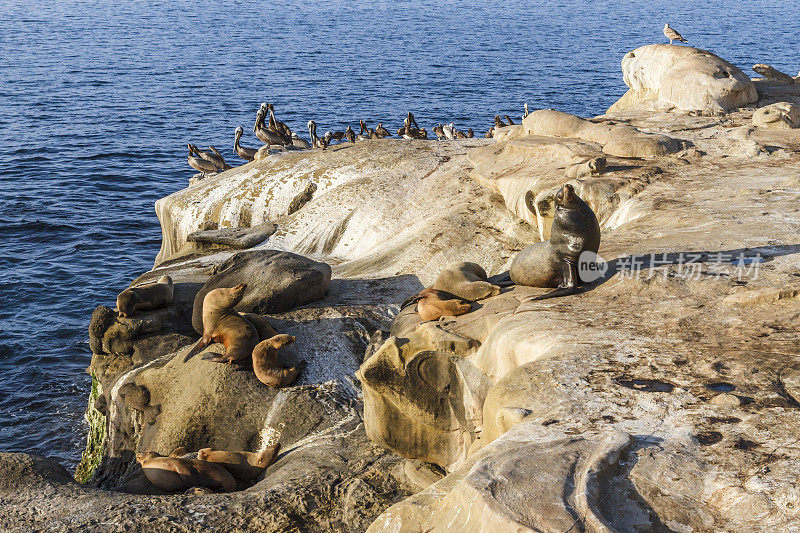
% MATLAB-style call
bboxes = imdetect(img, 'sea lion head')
[268,334,295,349]
[555,184,577,208]
[136,451,161,464]
[197,447,212,461]
[588,157,606,174]
[255,443,281,467]
[116,290,137,318]
[205,284,247,312]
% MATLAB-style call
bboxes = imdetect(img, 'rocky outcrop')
[7,46,800,532]
[608,44,758,114]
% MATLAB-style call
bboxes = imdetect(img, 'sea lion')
[183,284,260,364]
[510,184,601,299]
[136,449,236,493]
[565,157,606,179]
[432,262,501,301]
[197,444,280,480]
[252,334,305,387]
[116,275,174,318]
[409,288,472,321]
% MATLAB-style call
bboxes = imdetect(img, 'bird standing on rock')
[663,23,687,45]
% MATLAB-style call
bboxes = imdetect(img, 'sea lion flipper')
[169,446,187,458]
[201,353,228,363]
[528,260,579,301]
[184,335,211,362]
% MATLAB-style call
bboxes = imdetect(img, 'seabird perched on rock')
[233,127,259,161]
[663,24,687,45]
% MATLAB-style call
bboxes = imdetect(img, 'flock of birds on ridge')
[187,23,691,175]
[186,102,532,174]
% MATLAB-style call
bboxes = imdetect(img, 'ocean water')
[0,0,797,470]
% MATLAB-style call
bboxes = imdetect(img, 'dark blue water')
[1,0,797,469]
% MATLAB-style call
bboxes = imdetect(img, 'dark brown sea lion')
[197,444,280,480]
[183,284,260,364]
[510,184,601,299]
[252,334,306,387]
[136,449,236,493]
[116,275,174,318]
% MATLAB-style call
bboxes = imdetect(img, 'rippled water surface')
[0,0,797,469]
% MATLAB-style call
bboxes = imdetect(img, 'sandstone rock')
[753,64,796,84]
[608,45,757,113]
[752,102,800,129]
[186,222,277,249]
[190,249,332,334]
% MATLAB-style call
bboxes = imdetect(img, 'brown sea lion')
[197,444,280,480]
[415,289,472,321]
[432,262,501,301]
[565,157,606,179]
[136,449,236,493]
[510,184,601,299]
[183,284,260,364]
[116,275,174,318]
[252,334,306,387]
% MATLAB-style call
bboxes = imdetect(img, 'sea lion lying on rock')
[136,448,236,493]
[432,262,501,301]
[197,444,280,480]
[564,157,606,179]
[116,275,174,318]
[510,184,600,300]
[251,334,306,387]
[403,288,473,321]
[184,284,260,365]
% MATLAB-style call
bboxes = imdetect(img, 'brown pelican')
[418,128,428,139]
[187,144,220,174]
[345,126,356,143]
[466,128,474,138]
[442,123,456,140]
[368,128,380,139]
[494,116,508,129]
[375,123,391,138]
[454,129,467,139]
[432,124,445,140]
[406,112,419,131]
[266,103,292,139]
[254,108,289,147]
[307,120,328,150]
[484,130,493,138]
[291,133,311,149]
[208,146,231,169]
[504,115,515,126]
[234,127,258,161]
[523,103,530,118]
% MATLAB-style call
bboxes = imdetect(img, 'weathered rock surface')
[186,221,277,249]
[609,44,758,114]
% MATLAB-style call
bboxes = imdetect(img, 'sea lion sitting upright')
[116,275,174,318]
[136,448,236,493]
[183,284,260,365]
[197,444,280,480]
[510,184,600,300]
[432,262,501,301]
[251,334,306,387]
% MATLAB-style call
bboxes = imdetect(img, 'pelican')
[375,123,391,138]
[523,102,530,118]
[291,133,311,149]
[368,128,380,139]
[234,126,258,161]
[494,115,508,129]
[466,128,474,138]
[267,103,292,139]
[187,144,220,174]
[345,125,356,143]
[254,108,289,147]
[307,120,328,149]
[663,24,687,45]
[432,124,446,140]
[359,119,368,136]
[442,123,455,140]
[504,115,515,126]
